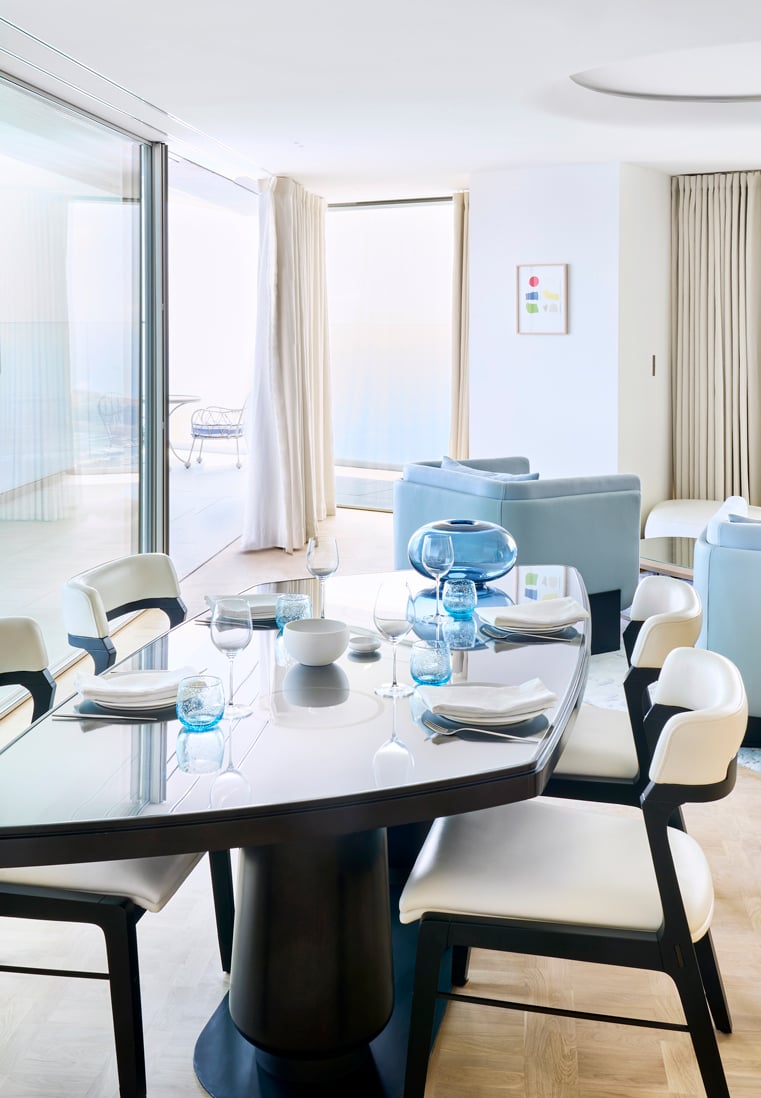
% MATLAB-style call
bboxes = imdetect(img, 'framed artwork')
[516,263,568,334]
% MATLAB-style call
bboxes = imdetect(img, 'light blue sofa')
[393,457,642,654]
[693,495,761,744]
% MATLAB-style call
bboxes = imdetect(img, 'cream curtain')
[671,172,761,503]
[242,177,335,552]
[449,191,470,459]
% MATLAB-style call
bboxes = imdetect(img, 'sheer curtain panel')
[671,172,761,503]
[242,177,335,552]
[449,191,470,459]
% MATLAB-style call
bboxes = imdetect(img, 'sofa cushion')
[702,496,751,546]
[441,456,539,482]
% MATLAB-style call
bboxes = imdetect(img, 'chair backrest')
[621,577,702,781]
[63,552,185,642]
[62,554,187,673]
[0,617,56,720]
[190,406,244,436]
[626,576,702,669]
[647,647,748,789]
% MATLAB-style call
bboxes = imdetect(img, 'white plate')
[205,593,278,619]
[422,707,550,730]
[89,696,178,712]
[425,705,550,727]
[349,634,381,654]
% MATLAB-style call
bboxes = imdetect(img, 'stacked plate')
[205,593,278,624]
[76,666,197,711]
[416,679,557,727]
[478,596,588,637]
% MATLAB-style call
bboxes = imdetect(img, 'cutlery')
[479,624,578,643]
[423,717,540,742]
[53,713,159,723]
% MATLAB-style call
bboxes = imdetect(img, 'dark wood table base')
[194,869,443,1097]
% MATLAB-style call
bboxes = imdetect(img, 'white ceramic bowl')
[283,617,350,666]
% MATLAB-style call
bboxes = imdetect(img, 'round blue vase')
[407,519,517,588]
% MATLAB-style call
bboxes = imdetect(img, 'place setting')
[53,664,200,726]
[413,678,557,745]
[477,595,589,645]
[200,592,281,630]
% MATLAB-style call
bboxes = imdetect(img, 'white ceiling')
[2,0,761,202]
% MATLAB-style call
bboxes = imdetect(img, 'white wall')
[469,162,672,522]
[618,164,672,521]
[469,164,621,476]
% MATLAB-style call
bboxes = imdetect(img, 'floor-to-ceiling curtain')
[242,177,335,552]
[672,171,761,503]
[449,191,469,459]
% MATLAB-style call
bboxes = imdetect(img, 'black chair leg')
[404,919,449,1098]
[208,850,235,973]
[100,902,147,1098]
[670,946,731,1098]
[694,931,732,1033]
[451,944,470,986]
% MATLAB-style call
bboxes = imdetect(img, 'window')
[327,200,453,471]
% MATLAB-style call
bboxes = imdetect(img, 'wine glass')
[210,597,254,719]
[421,533,455,623]
[209,718,252,809]
[373,578,414,698]
[372,697,414,787]
[306,536,339,618]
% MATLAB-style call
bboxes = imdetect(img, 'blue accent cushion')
[441,456,539,482]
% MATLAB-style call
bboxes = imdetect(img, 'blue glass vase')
[407,519,518,589]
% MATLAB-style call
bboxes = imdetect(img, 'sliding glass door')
[0,76,145,671]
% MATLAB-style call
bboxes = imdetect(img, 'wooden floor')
[2,510,761,1096]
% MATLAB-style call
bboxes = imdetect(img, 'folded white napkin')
[205,593,277,620]
[417,679,557,722]
[478,597,588,632]
[76,666,197,709]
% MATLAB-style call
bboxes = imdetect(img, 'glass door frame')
[140,139,170,554]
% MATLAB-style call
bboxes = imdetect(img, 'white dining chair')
[0,615,55,720]
[62,552,187,674]
[545,575,702,805]
[399,646,747,1098]
[0,615,233,1098]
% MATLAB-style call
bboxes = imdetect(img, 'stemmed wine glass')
[306,536,339,618]
[373,578,414,698]
[209,718,252,809]
[210,597,254,719]
[372,696,414,787]
[421,532,455,623]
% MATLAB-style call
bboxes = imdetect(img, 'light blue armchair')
[393,457,642,654]
[693,495,761,744]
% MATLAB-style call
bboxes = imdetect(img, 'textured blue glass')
[442,578,477,618]
[408,520,517,586]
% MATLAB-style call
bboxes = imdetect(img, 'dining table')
[0,565,591,1098]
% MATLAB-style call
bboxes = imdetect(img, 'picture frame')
[516,263,568,334]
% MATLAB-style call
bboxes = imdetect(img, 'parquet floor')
[2,510,761,1096]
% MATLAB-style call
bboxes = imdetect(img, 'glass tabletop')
[0,567,590,864]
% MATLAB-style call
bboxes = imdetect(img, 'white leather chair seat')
[554,703,638,779]
[399,797,714,941]
[0,852,204,913]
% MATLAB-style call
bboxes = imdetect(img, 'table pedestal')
[195,830,419,1097]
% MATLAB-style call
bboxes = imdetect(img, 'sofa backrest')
[393,459,641,609]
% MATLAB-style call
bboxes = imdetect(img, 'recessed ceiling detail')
[572,42,761,102]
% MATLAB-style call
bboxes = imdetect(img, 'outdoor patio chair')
[184,405,245,469]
